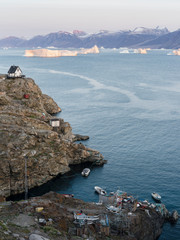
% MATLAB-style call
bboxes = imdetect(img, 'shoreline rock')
[168,210,179,223]
[73,134,89,141]
[0,74,105,198]
[0,191,166,240]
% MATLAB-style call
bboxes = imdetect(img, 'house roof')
[8,65,22,74]
[50,118,60,121]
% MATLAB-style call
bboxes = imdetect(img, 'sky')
[0,0,180,38]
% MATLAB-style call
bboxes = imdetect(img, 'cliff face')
[0,75,105,198]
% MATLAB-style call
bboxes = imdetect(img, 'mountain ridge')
[0,27,180,49]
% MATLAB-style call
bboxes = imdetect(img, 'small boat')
[74,212,99,221]
[81,168,90,177]
[62,194,74,198]
[94,186,107,195]
[151,192,161,202]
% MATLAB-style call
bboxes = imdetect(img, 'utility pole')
[25,156,28,200]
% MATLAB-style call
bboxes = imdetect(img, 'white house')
[7,65,23,78]
[50,118,60,127]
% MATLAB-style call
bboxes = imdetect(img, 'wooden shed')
[50,118,60,127]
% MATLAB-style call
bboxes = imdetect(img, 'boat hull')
[94,186,107,195]
[81,168,90,177]
[151,192,161,202]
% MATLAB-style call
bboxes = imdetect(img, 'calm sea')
[0,48,180,239]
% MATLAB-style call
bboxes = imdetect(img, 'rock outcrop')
[0,75,105,198]
[168,210,179,223]
[0,192,165,240]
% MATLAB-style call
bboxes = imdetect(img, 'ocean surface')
[0,48,180,239]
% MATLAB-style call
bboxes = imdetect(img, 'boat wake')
[48,69,180,120]
[27,67,180,121]
[49,69,139,103]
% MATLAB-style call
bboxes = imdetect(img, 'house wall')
[8,73,15,78]
[50,120,60,127]
[14,68,22,77]
[8,68,22,78]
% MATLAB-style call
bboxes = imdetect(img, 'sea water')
[0,48,180,239]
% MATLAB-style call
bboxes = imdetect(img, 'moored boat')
[94,186,107,195]
[151,192,161,202]
[81,168,90,177]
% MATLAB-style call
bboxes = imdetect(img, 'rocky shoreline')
[0,191,164,240]
[0,74,105,199]
[0,73,178,240]
[1,191,178,240]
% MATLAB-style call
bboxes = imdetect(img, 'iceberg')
[119,49,129,54]
[25,45,99,58]
[134,48,147,54]
[173,49,180,56]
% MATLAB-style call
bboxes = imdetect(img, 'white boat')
[106,205,120,213]
[81,168,90,177]
[74,212,99,221]
[151,192,161,202]
[94,186,107,195]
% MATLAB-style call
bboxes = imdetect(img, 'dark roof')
[8,65,22,74]
[50,118,60,121]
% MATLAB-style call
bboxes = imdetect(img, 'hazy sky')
[0,0,180,38]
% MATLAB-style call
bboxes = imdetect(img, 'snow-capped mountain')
[0,27,180,49]
[131,26,169,36]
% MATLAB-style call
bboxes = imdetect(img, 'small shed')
[7,65,23,78]
[50,118,60,127]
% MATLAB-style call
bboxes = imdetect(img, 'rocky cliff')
[0,75,105,198]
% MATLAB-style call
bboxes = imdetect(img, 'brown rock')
[0,192,164,240]
[0,76,105,198]
[73,134,89,141]
[42,94,61,114]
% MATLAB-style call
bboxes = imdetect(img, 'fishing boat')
[151,192,161,202]
[94,186,107,195]
[81,168,90,177]
[74,212,99,221]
